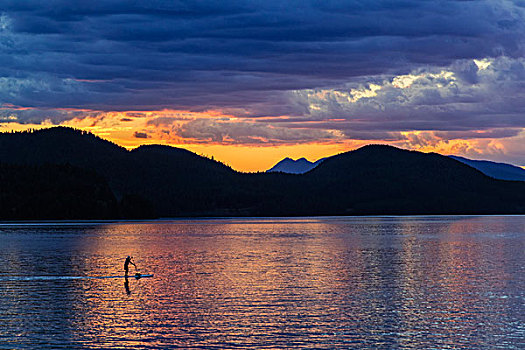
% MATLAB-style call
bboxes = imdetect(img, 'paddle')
[133,260,142,279]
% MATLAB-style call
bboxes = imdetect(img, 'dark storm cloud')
[434,128,523,140]
[0,106,96,124]
[146,116,194,127]
[133,131,149,139]
[0,0,523,115]
[290,56,525,134]
[173,118,337,145]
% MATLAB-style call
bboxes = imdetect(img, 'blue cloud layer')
[0,0,523,114]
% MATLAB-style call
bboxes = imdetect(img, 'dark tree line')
[0,127,524,219]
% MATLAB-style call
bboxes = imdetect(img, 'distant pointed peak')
[267,156,318,174]
[275,157,294,164]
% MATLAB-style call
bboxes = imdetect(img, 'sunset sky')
[0,1,524,172]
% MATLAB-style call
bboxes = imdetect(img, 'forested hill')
[0,127,524,219]
[297,145,525,214]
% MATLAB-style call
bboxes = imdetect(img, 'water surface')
[0,216,523,349]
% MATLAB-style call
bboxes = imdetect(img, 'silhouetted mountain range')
[450,156,525,181]
[0,127,524,219]
[267,157,324,174]
[268,154,525,181]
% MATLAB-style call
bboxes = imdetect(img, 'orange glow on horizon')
[184,143,348,172]
[0,120,350,172]
[1,112,524,172]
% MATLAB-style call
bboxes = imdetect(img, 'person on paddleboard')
[124,256,136,277]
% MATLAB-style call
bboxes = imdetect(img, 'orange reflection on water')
[66,219,371,347]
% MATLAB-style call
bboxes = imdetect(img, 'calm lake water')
[0,216,523,349]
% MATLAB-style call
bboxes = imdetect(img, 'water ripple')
[0,216,523,349]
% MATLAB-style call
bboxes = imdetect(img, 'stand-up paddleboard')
[0,274,153,281]
[130,273,153,279]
